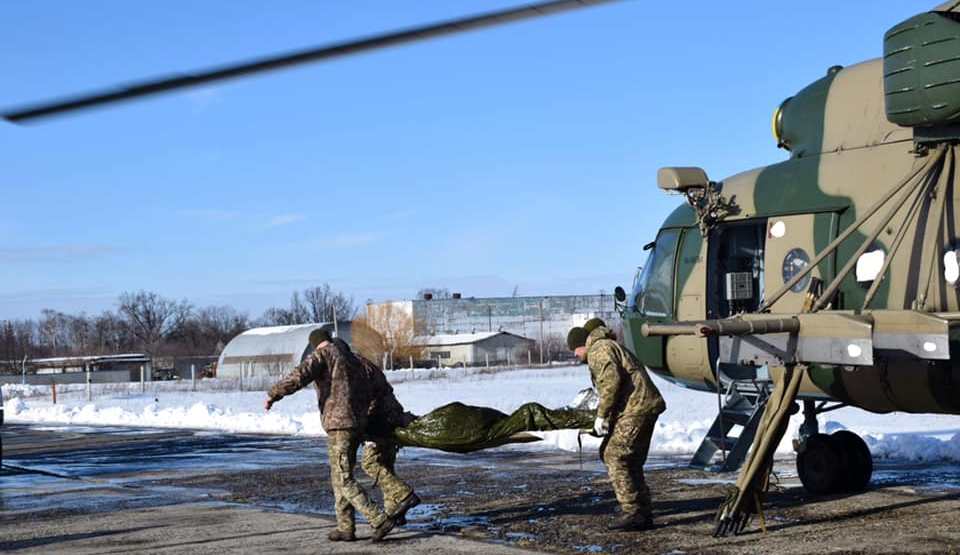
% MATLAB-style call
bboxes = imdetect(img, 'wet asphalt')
[5,424,960,553]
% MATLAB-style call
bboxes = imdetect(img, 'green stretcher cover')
[393,401,595,453]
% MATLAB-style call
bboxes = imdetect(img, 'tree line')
[0,284,356,370]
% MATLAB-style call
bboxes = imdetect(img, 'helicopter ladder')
[690,386,767,472]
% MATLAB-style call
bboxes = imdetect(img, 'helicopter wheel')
[831,430,873,492]
[797,432,873,494]
[797,434,842,494]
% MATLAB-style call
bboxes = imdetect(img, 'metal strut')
[714,145,955,537]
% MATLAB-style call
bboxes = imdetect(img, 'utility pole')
[538,299,545,365]
[332,306,339,337]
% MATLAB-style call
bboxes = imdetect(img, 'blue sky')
[0,1,935,319]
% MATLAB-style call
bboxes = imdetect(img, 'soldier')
[568,318,666,531]
[335,337,420,526]
[265,329,419,543]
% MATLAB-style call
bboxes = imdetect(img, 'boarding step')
[689,388,766,472]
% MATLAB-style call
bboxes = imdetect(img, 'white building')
[413,331,536,367]
[217,322,351,379]
[367,294,617,342]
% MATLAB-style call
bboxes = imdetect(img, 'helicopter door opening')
[707,220,767,319]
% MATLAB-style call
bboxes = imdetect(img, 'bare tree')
[67,313,92,354]
[92,311,133,354]
[260,284,355,326]
[38,309,70,355]
[361,304,422,369]
[304,284,357,322]
[196,305,248,353]
[118,290,192,356]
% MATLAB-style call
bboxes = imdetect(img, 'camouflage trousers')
[601,413,658,517]
[327,430,414,534]
[361,436,414,516]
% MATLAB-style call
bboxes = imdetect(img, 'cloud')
[176,209,241,221]
[385,208,416,220]
[267,213,306,228]
[329,232,381,248]
[0,244,121,263]
[177,209,311,230]
[0,286,114,304]
[183,85,224,110]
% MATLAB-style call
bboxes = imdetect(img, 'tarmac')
[4,424,960,553]
[0,425,538,554]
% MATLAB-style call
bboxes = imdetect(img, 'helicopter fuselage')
[622,58,960,416]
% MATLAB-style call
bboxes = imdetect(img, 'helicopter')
[5,0,960,538]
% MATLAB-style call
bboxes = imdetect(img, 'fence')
[1,361,581,402]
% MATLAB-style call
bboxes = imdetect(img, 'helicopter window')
[781,248,811,293]
[630,229,680,317]
[855,249,885,283]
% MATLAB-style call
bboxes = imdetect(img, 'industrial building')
[0,353,150,385]
[367,293,617,341]
[414,331,536,367]
[216,321,351,380]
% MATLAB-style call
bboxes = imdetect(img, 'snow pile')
[865,432,960,462]
[4,398,324,436]
[5,365,960,461]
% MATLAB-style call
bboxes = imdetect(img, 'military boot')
[390,492,421,526]
[327,529,356,542]
[607,512,653,532]
[370,516,397,543]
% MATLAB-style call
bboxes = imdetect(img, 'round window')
[782,248,811,293]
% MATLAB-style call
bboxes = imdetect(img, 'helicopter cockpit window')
[630,229,680,317]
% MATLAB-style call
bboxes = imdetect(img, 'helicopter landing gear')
[795,401,873,494]
[797,432,873,494]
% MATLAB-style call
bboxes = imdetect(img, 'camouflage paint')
[624,52,960,415]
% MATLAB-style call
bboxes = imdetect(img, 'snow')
[5,365,960,463]
[243,323,321,336]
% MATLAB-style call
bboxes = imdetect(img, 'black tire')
[797,433,842,494]
[831,430,873,492]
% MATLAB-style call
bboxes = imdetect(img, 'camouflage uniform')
[269,340,401,534]
[586,326,666,518]
[351,347,415,516]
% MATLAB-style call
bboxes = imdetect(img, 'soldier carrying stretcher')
[265,328,420,543]
[568,318,666,531]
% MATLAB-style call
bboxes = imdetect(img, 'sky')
[0,1,938,320]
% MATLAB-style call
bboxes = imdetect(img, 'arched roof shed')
[216,322,351,379]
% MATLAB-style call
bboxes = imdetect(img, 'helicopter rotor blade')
[2,0,621,123]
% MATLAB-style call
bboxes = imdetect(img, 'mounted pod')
[884,10,960,127]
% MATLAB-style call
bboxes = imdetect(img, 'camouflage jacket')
[268,340,371,432]
[586,326,666,421]
[342,341,408,438]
